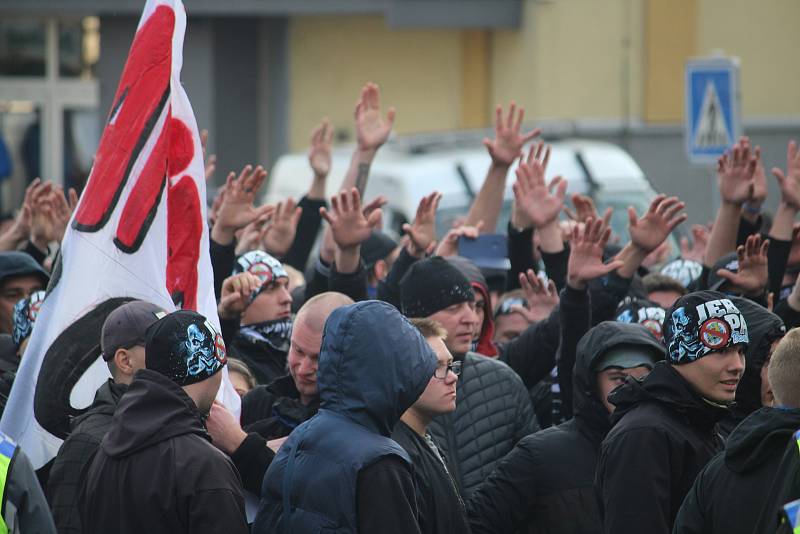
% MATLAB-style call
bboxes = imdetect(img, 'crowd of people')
[0,81,799,534]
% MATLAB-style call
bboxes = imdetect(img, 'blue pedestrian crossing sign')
[685,57,741,164]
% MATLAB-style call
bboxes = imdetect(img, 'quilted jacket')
[429,351,537,497]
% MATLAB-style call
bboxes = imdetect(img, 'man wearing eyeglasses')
[392,318,469,534]
[0,252,48,335]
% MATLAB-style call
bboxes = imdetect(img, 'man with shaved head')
[205,291,354,493]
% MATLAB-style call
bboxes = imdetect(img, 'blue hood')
[317,300,438,437]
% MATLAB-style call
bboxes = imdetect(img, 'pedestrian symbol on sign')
[694,81,730,149]
[684,57,740,164]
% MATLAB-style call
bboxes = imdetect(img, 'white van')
[266,137,677,248]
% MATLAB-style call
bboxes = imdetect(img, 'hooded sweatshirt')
[467,321,664,534]
[673,406,800,534]
[48,380,128,534]
[718,298,785,436]
[253,300,437,534]
[77,369,248,534]
[596,362,730,534]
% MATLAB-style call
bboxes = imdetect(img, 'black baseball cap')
[101,301,166,361]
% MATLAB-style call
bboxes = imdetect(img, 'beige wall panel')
[644,0,696,123]
[288,15,462,151]
[492,0,644,121]
[696,0,800,117]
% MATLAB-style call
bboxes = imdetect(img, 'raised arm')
[704,137,756,268]
[465,102,540,232]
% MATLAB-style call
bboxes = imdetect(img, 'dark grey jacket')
[429,351,537,497]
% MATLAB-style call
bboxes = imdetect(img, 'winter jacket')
[718,298,785,436]
[228,330,288,386]
[429,351,537,498]
[467,321,664,534]
[0,433,57,534]
[77,369,248,534]
[392,420,470,534]
[673,406,800,534]
[596,362,729,534]
[753,429,800,534]
[253,300,437,533]
[47,379,127,534]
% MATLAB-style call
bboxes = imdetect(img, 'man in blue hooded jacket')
[253,300,438,533]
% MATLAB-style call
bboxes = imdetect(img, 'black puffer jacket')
[674,406,800,534]
[78,370,248,534]
[428,352,537,498]
[467,321,664,534]
[717,298,785,436]
[48,380,128,534]
[596,362,729,534]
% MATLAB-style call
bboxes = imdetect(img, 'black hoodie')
[48,379,127,534]
[718,298,785,436]
[596,362,730,534]
[467,321,664,534]
[673,406,800,534]
[77,369,248,534]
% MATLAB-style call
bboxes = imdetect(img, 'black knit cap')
[144,310,227,386]
[400,256,474,318]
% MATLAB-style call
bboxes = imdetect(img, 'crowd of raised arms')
[0,81,800,534]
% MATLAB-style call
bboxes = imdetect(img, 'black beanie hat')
[400,256,474,318]
[145,310,227,386]
[663,290,749,364]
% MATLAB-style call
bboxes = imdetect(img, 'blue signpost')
[685,57,741,165]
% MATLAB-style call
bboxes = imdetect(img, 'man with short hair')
[597,291,749,534]
[48,300,164,534]
[205,291,354,494]
[78,310,248,534]
[0,251,48,334]
[642,272,688,309]
[400,256,536,497]
[392,318,470,534]
[673,325,800,534]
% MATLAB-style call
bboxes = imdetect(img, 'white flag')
[0,0,240,468]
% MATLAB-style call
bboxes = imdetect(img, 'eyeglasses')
[434,360,462,379]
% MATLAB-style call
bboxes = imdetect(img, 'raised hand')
[262,197,302,257]
[435,221,484,257]
[628,195,687,253]
[514,269,559,322]
[680,224,710,263]
[218,272,263,320]
[482,102,540,167]
[212,164,272,245]
[234,207,275,256]
[771,140,800,210]
[355,83,395,153]
[320,188,380,250]
[309,119,334,179]
[564,194,613,226]
[567,217,624,289]
[716,234,769,297]
[403,192,441,257]
[717,137,757,206]
[200,129,216,182]
[748,146,767,208]
[513,143,567,229]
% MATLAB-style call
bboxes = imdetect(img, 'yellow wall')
[695,0,800,117]
[491,0,645,122]
[288,15,462,151]
[286,1,800,151]
[644,0,696,122]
